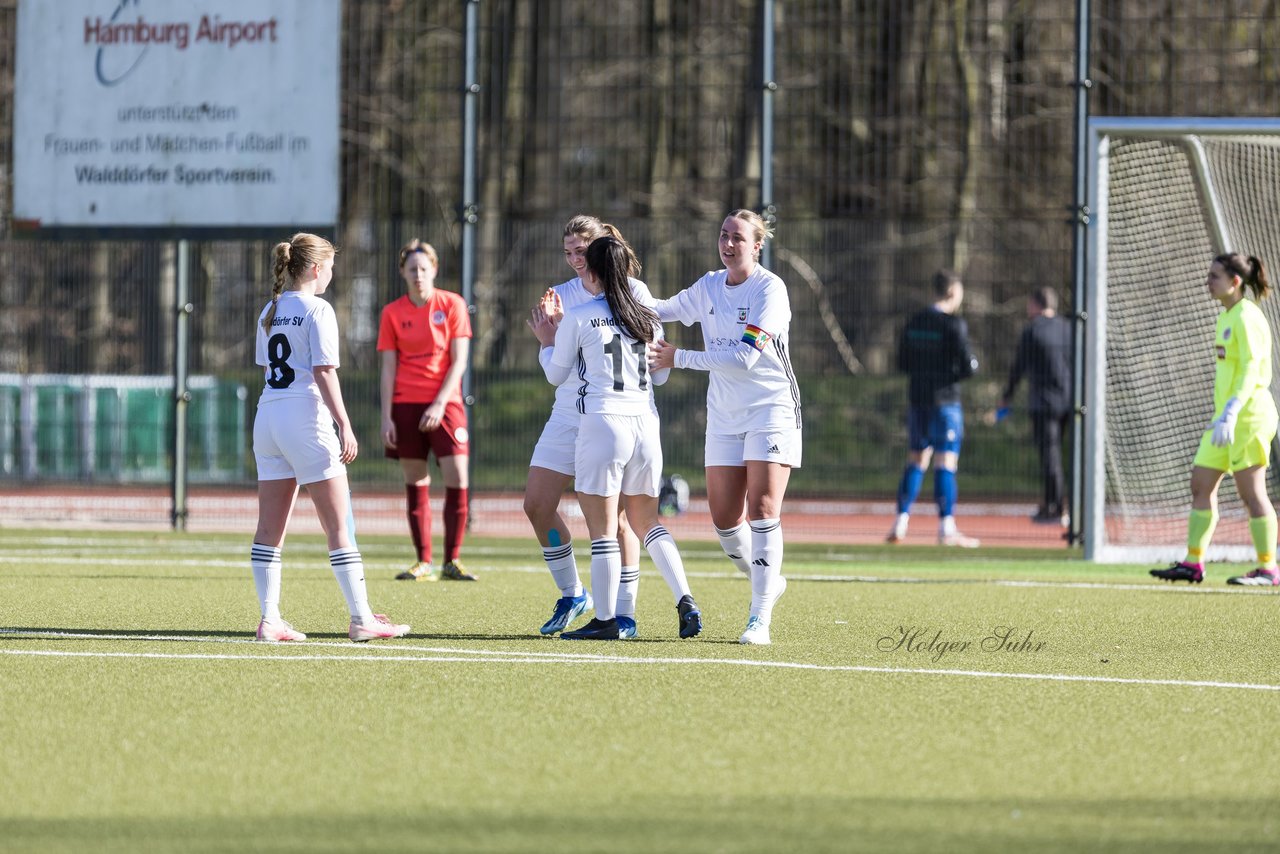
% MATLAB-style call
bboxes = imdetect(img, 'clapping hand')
[526,289,563,346]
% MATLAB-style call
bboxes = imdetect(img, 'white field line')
[1,629,1277,693]
[0,552,1274,595]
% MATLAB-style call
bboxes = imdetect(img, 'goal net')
[1086,118,1280,563]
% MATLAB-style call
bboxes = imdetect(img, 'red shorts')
[385,399,469,460]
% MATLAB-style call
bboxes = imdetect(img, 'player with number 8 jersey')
[257,292,339,403]
[250,233,409,644]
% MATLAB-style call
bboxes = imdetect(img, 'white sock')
[893,512,910,533]
[715,523,752,576]
[940,515,958,537]
[542,542,582,597]
[250,543,282,622]
[329,548,375,622]
[616,565,639,618]
[644,525,691,602]
[749,518,783,621]
[590,539,620,621]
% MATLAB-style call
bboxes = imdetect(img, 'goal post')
[1085,117,1280,562]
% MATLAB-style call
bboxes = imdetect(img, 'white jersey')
[254,291,340,403]
[546,292,669,416]
[654,266,802,433]
[540,277,656,419]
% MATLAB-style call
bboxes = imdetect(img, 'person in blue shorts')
[888,269,980,547]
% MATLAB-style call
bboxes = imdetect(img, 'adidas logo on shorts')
[767,444,780,454]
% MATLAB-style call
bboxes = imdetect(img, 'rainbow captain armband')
[741,324,772,351]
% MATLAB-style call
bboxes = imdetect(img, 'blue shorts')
[907,403,964,454]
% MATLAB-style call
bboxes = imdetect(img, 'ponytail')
[1248,256,1271,300]
[263,233,337,330]
[600,224,642,278]
[263,241,292,330]
[585,236,658,344]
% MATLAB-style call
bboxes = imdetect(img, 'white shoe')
[738,615,771,645]
[939,532,981,548]
[256,619,306,642]
[348,614,411,642]
[887,518,908,543]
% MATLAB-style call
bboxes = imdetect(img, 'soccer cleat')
[738,615,771,645]
[886,520,908,543]
[939,532,981,548]
[561,618,620,640]
[1149,561,1204,584]
[616,615,638,639]
[539,591,594,635]
[677,594,703,639]
[1226,567,1280,586]
[349,614,411,642]
[441,560,478,581]
[395,561,437,582]
[256,619,306,642]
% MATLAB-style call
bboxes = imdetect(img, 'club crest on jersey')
[1223,327,1232,340]
[737,308,749,322]
[432,310,447,325]
[1216,345,1226,360]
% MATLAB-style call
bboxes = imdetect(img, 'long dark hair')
[1214,252,1271,300]
[585,236,658,343]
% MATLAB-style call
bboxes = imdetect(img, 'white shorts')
[529,414,580,477]
[704,427,803,468]
[253,396,346,485]
[575,412,663,497]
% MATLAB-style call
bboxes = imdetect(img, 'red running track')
[0,485,1071,548]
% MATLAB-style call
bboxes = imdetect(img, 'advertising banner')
[13,0,340,234]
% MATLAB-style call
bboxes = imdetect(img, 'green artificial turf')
[1,529,1277,853]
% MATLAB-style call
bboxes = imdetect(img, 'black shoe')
[1150,562,1204,583]
[1031,507,1068,526]
[561,618,620,640]
[677,595,702,639]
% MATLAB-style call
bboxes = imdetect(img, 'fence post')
[760,0,776,269]
[172,239,192,531]
[461,0,479,406]
[1068,0,1092,548]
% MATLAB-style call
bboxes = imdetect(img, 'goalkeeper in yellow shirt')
[1152,253,1280,586]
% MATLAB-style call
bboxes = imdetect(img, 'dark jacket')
[1001,314,1072,415]
[897,307,978,407]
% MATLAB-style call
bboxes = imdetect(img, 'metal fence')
[2,0,1279,533]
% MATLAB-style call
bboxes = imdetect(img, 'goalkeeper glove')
[1210,397,1243,447]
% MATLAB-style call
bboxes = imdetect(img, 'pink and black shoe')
[1149,561,1204,584]
[1226,567,1280,587]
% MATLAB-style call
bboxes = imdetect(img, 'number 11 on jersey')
[603,335,648,391]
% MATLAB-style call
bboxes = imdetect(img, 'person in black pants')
[998,286,1073,526]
